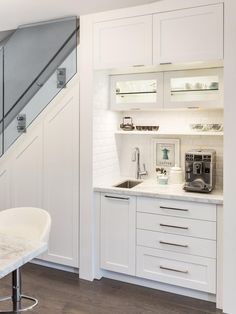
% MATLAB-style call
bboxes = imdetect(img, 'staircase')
[0,16,78,156]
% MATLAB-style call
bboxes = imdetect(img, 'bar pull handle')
[160,265,189,274]
[159,241,188,248]
[104,195,129,201]
[159,62,172,65]
[160,206,189,212]
[160,223,189,230]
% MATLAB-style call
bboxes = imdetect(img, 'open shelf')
[115,130,223,136]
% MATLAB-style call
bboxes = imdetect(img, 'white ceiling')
[0,0,156,31]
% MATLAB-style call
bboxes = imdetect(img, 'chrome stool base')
[0,268,38,313]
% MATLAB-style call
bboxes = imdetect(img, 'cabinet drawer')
[136,247,216,293]
[137,212,216,240]
[137,229,216,259]
[137,197,216,221]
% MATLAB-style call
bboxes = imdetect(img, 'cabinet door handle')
[159,62,172,65]
[159,241,188,248]
[160,206,189,212]
[160,223,189,230]
[104,195,130,201]
[160,265,189,274]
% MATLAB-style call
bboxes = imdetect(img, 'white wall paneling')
[11,126,43,208]
[43,87,79,267]
[223,0,236,313]
[79,15,95,280]
[0,76,80,269]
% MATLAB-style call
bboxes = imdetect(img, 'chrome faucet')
[132,147,148,179]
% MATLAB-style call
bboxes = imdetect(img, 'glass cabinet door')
[110,73,163,111]
[164,68,223,109]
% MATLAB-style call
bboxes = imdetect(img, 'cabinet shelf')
[171,88,218,93]
[115,130,223,136]
[116,91,156,95]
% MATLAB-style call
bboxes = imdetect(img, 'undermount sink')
[114,180,142,189]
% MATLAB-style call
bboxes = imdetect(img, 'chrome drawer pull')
[160,265,189,274]
[160,223,189,230]
[104,195,129,201]
[160,206,189,212]
[159,241,188,248]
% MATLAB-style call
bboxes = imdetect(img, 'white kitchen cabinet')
[43,88,79,267]
[98,193,220,296]
[164,68,224,109]
[110,72,164,110]
[136,246,216,293]
[11,126,43,208]
[137,212,216,240]
[100,193,136,275]
[136,196,217,293]
[153,4,224,64]
[94,15,153,69]
[137,197,217,221]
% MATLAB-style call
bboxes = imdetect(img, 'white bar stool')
[0,207,51,313]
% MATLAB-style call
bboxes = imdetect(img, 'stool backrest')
[0,207,51,243]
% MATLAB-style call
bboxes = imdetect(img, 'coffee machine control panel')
[184,150,216,193]
[185,154,212,162]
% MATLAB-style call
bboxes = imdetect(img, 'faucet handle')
[139,163,148,178]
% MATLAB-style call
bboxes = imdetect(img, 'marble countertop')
[0,233,47,279]
[94,178,223,205]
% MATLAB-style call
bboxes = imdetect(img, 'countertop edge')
[93,186,223,205]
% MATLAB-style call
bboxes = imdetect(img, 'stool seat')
[0,207,51,313]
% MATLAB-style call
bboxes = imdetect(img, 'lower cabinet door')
[100,193,136,275]
[136,246,216,293]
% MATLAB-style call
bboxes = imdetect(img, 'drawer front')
[137,212,216,240]
[136,246,216,293]
[137,197,216,221]
[137,229,216,258]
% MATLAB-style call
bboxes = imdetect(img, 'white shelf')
[115,130,224,136]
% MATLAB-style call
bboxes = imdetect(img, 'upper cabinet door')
[153,4,224,64]
[110,72,164,111]
[94,15,153,69]
[164,67,224,109]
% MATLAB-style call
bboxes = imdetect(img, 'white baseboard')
[31,259,79,274]
[98,269,216,303]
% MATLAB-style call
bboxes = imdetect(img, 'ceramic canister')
[169,165,183,185]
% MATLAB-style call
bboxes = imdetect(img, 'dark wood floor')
[0,264,222,314]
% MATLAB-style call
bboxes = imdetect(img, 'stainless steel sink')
[114,180,142,189]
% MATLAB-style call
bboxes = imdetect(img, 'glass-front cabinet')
[110,73,163,110]
[164,68,223,109]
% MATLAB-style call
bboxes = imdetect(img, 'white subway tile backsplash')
[93,72,121,184]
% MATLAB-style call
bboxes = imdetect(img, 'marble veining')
[0,233,47,279]
[94,178,223,205]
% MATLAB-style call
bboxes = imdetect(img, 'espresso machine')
[184,149,216,193]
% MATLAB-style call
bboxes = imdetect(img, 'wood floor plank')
[0,264,222,314]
